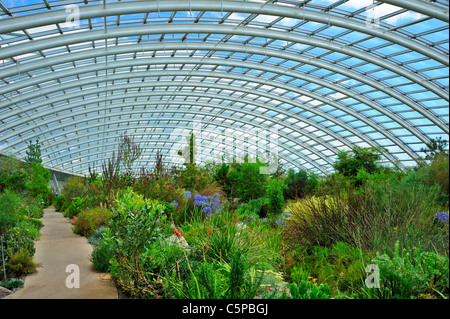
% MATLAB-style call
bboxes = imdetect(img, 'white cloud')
[341,1,423,24]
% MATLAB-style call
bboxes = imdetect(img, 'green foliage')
[418,154,449,200]
[108,188,169,296]
[5,249,40,276]
[62,176,86,200]
[0,164,29,193]
[0,156,26,193]
[367,242,449,299]
[266,178,286,216]
[72,207,111,237]
[90,237,115,272]
[27,163,52,207]
[288,242,369,293]
[180,164,213,192]
[64,197,84,219]
[0,278,23,290]
[5,224,37,257]
[333,146,383,178]
[420,137,448,160]
[237,197,268,219]
[284,172,447,255]
[0,190,23,235]
[289,280,331,299]
[25,139,42,167]
[53,194,66,212]
[283,169,318,200]
[227,162,267,202]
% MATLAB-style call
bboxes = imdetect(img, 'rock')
[0,286,12,298]
[165,234,190,251]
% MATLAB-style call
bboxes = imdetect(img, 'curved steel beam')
[1,79,414,165]
[1,42,445,138]
[380,0,449,22]
[17,100,377,165]
[38,117,328,174]
[48,138,301,172]
[0,0,446,65]
[58,144,302,175]
[4,95,408,172]
[1,23,447,103]
[5,100,338,173]
[1,56,439,143]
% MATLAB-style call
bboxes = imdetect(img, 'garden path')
[4,206,117,299]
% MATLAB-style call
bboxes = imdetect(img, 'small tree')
[118,133,143,174]
[333,146,383,178]
[25,139,42,167]
[420,137,448,160]
[266,178,287,216]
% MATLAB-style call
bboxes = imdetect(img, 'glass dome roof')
[0,0,448,176]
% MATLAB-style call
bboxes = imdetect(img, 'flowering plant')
[435,211,449,224]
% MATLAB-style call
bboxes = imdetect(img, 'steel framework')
[0,0,448,175]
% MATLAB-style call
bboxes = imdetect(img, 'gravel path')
[4,206,117,299]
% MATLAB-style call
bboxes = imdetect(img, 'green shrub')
[0,278,24,290]
[6,249,40,276]
[284,175,446,255]
[287,242,369,293]
[226,162,267,202]
[27,163,52,207]
[90,239,114,272]
[266,178,286,216]
[62,176,86,200]
[237,197,268,219]
[64,197,83,219]
[53,194,66,212]
[366,242,449,299]
[108,188,169,297]
[180,164,213,192]
[72,207,111,237]
[5,225,36,257]
[0,190,23,235]
[289,280,331,299]
[333,146,383,179]
[283,169,318,200]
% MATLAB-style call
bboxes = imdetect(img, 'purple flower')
[183,190,192,199]
[435,211,449,224]
[170,200,178,208]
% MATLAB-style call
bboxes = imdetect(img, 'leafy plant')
[226,162,267,202]
[289,280,331,299]
[6,249,40,276]
[64,197,84,219]
[266,178,286,216]
[367,242,449,299]
[72,207,111,237]
[90,239,115,272]
[283,168,318,200]
[0,190,23,235]
[53,194,66,212]
[25,139,42,167]
[333,146,383,179]
[108,188,169,296]
[0,278,23,290]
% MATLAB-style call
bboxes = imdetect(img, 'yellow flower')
[16,232,19,234]
[26,229,29,232]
